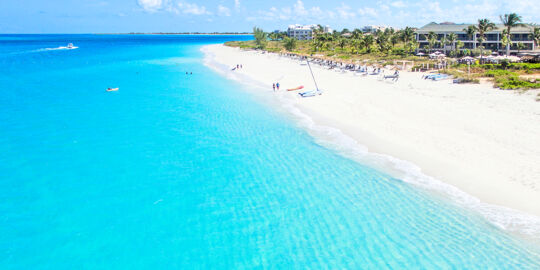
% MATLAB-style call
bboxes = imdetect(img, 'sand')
[202,44,540,235]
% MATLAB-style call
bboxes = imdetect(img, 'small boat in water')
[66,43,75,49]
[106,88,119,92]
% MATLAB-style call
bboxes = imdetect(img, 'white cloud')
[218,5,231,16]
[391,1,406,8]
[311,6,323,17]
[137,0,166,12]
[293,0,308,16]
[177,1,210,15]
[358,7,378,17]
[234,0,241,9]
[502,0,540,22]
[336,3,356,19]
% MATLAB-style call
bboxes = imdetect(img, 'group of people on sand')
[272,82,280,92]
[231,64,243,71]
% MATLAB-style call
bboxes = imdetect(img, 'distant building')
[287,24,332,40]
[362,25,387,33]
[415,22,537,53]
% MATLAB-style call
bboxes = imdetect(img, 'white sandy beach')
[203,44,540,233]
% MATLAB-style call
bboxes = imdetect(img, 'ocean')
[0,34,539,269]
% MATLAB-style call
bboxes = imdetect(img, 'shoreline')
[202,44,540,239]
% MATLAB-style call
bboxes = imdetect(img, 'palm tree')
[312,24,324,40]
[350,38,361,54]
[253,27,268,49]
[310,39,323,52]
[440,36,449,54]
[476,19,496,60]
[500,13,524,55]
[283,37,297,51]
[337,37,348,50]
[321,33,334,51]
[405,40,419,56]
[427,31,438,53]
[351,28,363,39]
[390,32,400,49]
[530,27,540,48]
[463,25,477,50]
[446,33,458,53]
[456,40,464,56]
[501,29,511,55]
[362,34,374,53]
[516,42,526,53]
[268,32,279,41]
[375,31,391,53]
[401,27,415,43]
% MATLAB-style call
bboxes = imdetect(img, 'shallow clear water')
[0,35,539,269]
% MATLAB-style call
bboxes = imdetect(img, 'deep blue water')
[0,34,539,269]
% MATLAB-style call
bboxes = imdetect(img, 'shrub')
[507,63,540,70]
[391,48,405,56]
[495,76,540,89]
[500,60,510,69]
[462,77,480,84]
[484,70,516,77]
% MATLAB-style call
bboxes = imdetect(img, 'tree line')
[252,13,540,58]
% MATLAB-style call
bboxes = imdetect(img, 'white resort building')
[362,25,388,33]
[287,24,332,40]
[415,22,537,54]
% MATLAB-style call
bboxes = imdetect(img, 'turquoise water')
[1,35,539,269]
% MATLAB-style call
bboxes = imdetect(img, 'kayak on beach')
[287,85,304,91]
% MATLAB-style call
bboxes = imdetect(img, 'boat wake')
[34,46,79,52]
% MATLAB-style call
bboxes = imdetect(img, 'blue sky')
[0,0,538,33]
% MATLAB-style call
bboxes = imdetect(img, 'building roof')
[416,22,535,33]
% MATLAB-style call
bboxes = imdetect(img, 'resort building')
[287,24,332,40]
[362,25,388,33]
[416,22,537,54]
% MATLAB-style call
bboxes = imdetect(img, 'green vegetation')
[495,76,540,90]
[253,27,268,49]
[532,27,540,48]
[444,64,540,89]
[226,13,539,90]
[227,26,426,65]
[282,37,297,51]
[475,19,496,60]
[500,13,525,56]
[484,70,515,77]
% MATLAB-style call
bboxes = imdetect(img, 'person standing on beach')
[276,82,280,91]
[273,83,276,92]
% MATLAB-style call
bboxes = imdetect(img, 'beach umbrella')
[416,52,425,56]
